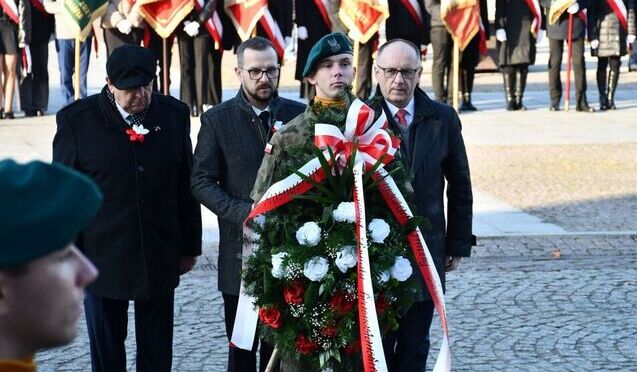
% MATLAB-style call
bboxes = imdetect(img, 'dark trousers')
[548,37,587,105]
[148,29,174,94]
[383,300,435,372]
[177,33,222,110]
[19,41,49,112]
[103,27,145,57]
[56,37,91,105]
[223,293,276,372]
[430,26,453,102]
[84,291,175,372]
[355,35,377,100]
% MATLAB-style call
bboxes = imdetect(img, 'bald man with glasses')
[368,38,474,371]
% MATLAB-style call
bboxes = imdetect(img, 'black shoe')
[575,103,595,112]
[36,109,44,116]
[25,110,37,117]
[190,106,199,117]
[549,104,560,111]
[2,111,14,119]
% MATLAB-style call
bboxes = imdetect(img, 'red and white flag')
[0,0,19,24]
[399,0,425,32]
[194,0,223,49]
[258,8,285,59]
[606,0,628,31]
[313,0,332,30]
[339,0,389,43]
[523,0,542,37]
[224,0,267,41]
[441,0,482,51]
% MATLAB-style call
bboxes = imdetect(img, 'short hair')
[237,37,276,66]
[377,38,422,64]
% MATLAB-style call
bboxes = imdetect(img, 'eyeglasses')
[376,65,419,80]
[241,67,280,80]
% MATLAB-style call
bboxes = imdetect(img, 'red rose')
[329,292,355,315]
[283,280,305,305]
[320,326,337,338]
[295,334,319,355]
[375,293,390,315]
[343,339,361,355]
[258,307,283,329]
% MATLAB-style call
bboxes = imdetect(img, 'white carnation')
[368,218,391,243]
[271,252,289,279]
[377,270,391,284]
[334,245,357,273]
[303,256,329,281]
[296,221,322,246]
[333,202,356,223]
[390,256,413,282]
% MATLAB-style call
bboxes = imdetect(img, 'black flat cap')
[106,45,156,90]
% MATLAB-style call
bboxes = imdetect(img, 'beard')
[245,81,276,106]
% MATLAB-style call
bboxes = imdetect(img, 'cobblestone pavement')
[36,235,637,371]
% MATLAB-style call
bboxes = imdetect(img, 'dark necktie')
[259,111,271,134]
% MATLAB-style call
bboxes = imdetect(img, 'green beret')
[0,160,103,267]
[302,32,353,78]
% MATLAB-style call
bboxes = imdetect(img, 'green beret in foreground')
[302,32,353,78]
[0,160,103,267]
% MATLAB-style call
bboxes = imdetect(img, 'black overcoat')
[385,0,431,47]
[53,87,202,300]
[372,87,473,301]
[190,90,305,296]
[294,0,332,81]
[588,0,636,56]
[496,0,538,66]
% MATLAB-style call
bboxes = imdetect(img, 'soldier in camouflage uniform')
[251,32,357,202]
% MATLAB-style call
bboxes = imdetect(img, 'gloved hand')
[590,39,599,49]
[285,36,292,48]
[567,2,579,14]
[184,21,200,37]
[536,30,544,43]
[496,28,507,42]
[628,34,636,44]
[116,19,132,35]
[297,26,308,40]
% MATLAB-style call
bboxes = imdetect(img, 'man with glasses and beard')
[190,36,305,372]
[368,39,473,371]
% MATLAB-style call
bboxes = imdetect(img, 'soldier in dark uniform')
[425,0,488,110]
[496,0,540,110]
[20,0,53,116]
[386,0,430,55]
[294,0,332,99]
[542,0,595,111]
[178,0,222,117]
[256,0,293,64]
[588,0,635,110]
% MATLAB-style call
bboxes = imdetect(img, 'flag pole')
[452,38,460,111]
[74,34,81,100]
[353,40,359,95]
[162,37,168,95]
[565,13,574,112]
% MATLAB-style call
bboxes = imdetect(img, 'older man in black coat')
[53,45,202,372]
[370,39,473,371]
[190,37,305,372]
